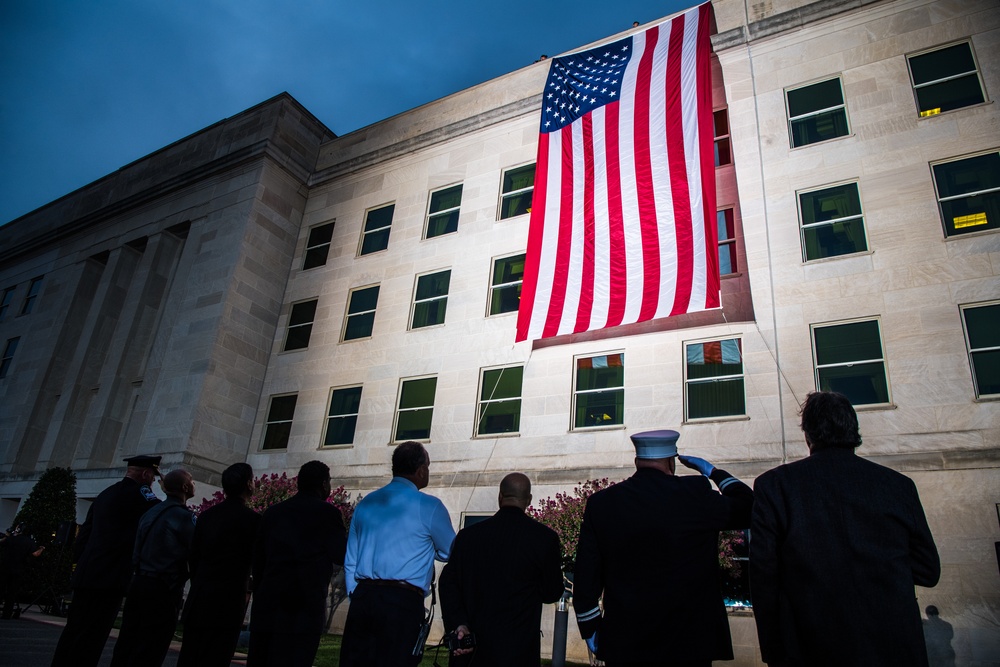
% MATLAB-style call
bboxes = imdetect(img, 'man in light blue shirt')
[340,441,455,666]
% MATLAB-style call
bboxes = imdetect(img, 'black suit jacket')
[182,497,261,629]
[750,447,940,666]
[440,506,564,667]
[573,467,753,662]
[250,492,347,635]
[72,477,161,593]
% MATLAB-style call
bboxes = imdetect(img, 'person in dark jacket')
[750,391,940,667]
[440,472,564,666]
[110,468,197,667]
[177,462,260,667]
[51,454,162,667]
[573,430,754,666]
[0,523,44,619]
[248,460,347,667]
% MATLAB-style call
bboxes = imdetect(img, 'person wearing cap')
[573,430,753,666]
[750,391,939,666]
[110,468,197,667]
[51,454,162,667]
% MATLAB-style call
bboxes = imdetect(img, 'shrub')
[12,467,77,603]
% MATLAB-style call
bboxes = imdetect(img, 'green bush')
[12,467,77,605]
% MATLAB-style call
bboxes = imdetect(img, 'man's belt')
[358,578,423,596]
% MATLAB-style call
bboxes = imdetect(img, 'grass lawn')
[313,634,590,667]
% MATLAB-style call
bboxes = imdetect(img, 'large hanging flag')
[515,3,719,343]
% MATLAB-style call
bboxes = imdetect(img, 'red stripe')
[604,102,626,328]
[515,132,549,342]
[541,126,576,339]
[696,5,720,308]
[634,28,661,322]
[575,115,596,333]
[665,15,693,316]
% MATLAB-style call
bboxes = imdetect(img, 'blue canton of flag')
[542,36,633,133]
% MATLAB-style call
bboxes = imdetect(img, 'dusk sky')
[0,0,694,225]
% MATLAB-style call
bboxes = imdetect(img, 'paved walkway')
[0,610,247,667]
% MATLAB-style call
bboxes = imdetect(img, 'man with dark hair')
[340,441,456,666]
[178,463,260,667]
[440,472,563,666]
[51,454,162,667]
[110,469,197,667]
[249,460,346,667]
[573,430,753,666]
[751,391,940,666]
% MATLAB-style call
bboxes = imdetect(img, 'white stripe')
[528,132,564,341]
[650,23,678,320]
[681,7,708,311]
[619,30,644,326]
[576,606,602,622]
[591,105,611,332]
[558,122,587,336]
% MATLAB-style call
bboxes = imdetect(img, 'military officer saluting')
[51,454,162,667]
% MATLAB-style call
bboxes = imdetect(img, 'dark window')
[476,365,524,436]
[573,353,624,429]
[343,286,379,341]
[489,254,526,315]
[932,152,1000,237]
[961,303,1000,399]
[395,377,437,441]
[20,277,43,315]
[786,78,849,148]
[411,271,451,329]
[0,287,14,321]
[685,339,745,420]
[427,185,463,238]
[714,110,731,166]
[262,394,298,450]
[717,210,737,275]
[799,183,868,260]
[812,320,890,406]
[0,337,20,379]
[360,204,394,256]
[303,223,335,270]
[324,386,363,446]
[500,164,535,219]
[283,299,318,352]
[909,42,985,116]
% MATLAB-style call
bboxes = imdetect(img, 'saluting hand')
[678,455,715,477]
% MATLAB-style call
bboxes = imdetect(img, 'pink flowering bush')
[193,472,359,527]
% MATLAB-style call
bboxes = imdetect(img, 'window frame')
[475,364,524,437]
[425,183,463,239]
[930,151,1000,238]
[716,209,737,276]
[488,253,527,316]
[261,393,298,451]
[0,286,15,321]
[810,318,892,407]
[907,41,987,118]
[303,221,335,270]
[282,298,319,352]
[796,180,870,262]
[409,269,451,330]
[393,375,438,442]
[0,337,20,379]
[571,351,625,431]
[342,284,380,342]
[321,385,363,448]
[20,276,43,316]
[713,109,731,167]
[785,77,850,149]
[498,163,535,220]
[959,301,1000,400]
[683,337,746,422]
[358,203,395,256]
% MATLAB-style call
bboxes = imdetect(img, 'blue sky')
[0,0,693,224]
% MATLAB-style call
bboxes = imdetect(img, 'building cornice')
[712,0,887,50]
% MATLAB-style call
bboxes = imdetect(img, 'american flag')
[515,3,719,343]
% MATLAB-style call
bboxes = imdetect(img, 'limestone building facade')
[0,0,996,663]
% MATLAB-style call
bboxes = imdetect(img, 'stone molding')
[712,0,887,50]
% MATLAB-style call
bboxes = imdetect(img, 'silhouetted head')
[498,473,532,510]
[392,441,430,490]
[799,391,862,452]
[222,462,254,499]
[297,460,332,499]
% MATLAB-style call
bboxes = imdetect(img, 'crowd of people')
[35,390,938,667]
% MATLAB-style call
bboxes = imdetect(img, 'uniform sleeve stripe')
[576,606,602,622]
[719,476,739,491]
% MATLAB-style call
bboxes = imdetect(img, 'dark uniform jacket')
[750,447,940,666]
[182,497,261,630]
[73,477,160,593]
[250,492,347,636]
[440,506,564,667]
[132,496,196,592]
[573,467,753,663]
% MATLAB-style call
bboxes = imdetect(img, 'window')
[798,182,868,260]
[343,285,379,341]
[460,513,491,529]
[717,210,737,275]
[499,164,535,219]
[303,222,335,270]
[283,299,318,352]
[932,152,1000,237]
[0,337,19,379]
[426,184,463,238]
[262,394,297,450]
[323,386,363,446]
[489,254,526,315]
[786,78,849,148]
[0,287,14,321]
[908,42,985,117]
[961,302,1000,399]
[360,204,394,256]
[685,339,745,420]
[812,319,890,406]
[476,365,524,436]
[714,110,731,166]
[20,277,43,315]
[573,353,624,429]
[395,376,437,441]
[410,270,451,329]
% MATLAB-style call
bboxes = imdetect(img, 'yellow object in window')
[954,212,987,229]
[920,108,941,117]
